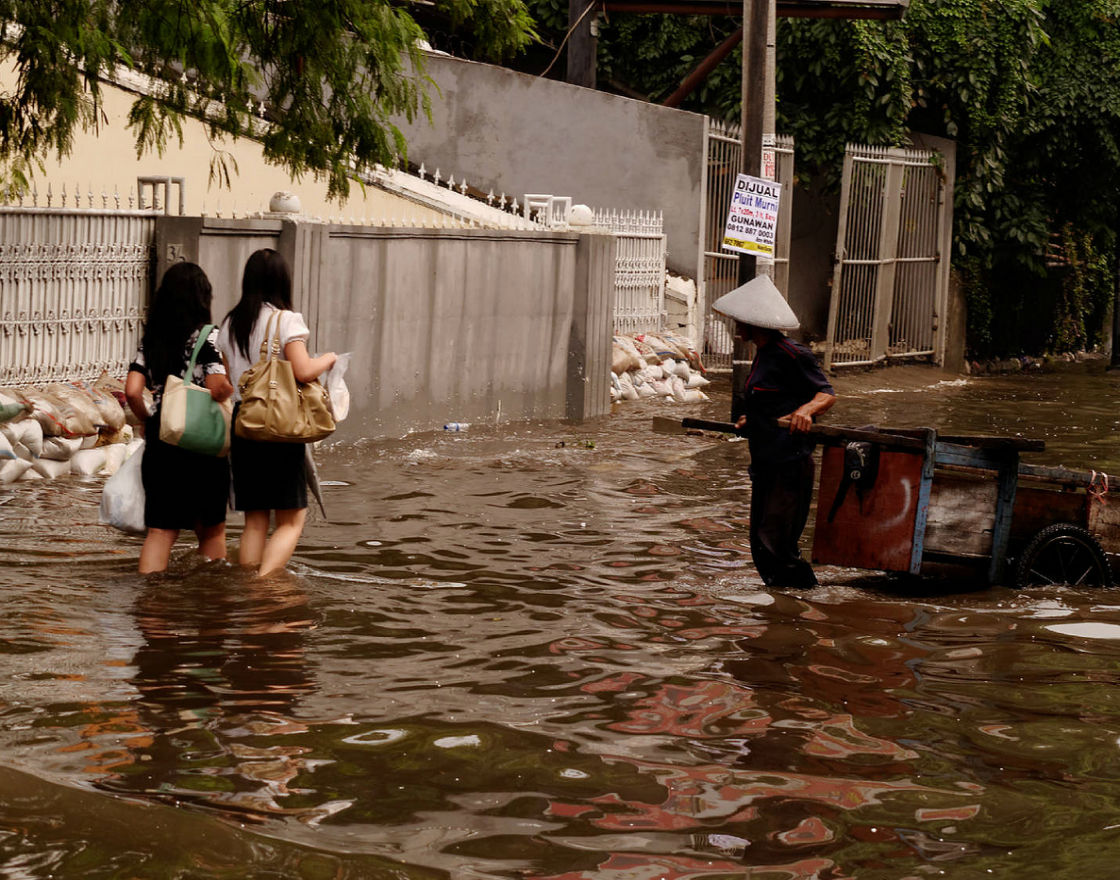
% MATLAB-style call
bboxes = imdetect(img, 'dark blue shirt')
[738,335,834,465]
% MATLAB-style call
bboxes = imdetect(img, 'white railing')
[593,208,666,337]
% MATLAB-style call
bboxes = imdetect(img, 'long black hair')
[141,262,213,381]
[225,248,293,359]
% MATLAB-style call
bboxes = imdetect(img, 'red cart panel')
[812,447,924,573]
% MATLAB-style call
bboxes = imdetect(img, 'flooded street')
[4,363,1120,879]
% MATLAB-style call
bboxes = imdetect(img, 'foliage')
[0,0,536,200]
[1051,227,1112,354]
[528,0,1120,357]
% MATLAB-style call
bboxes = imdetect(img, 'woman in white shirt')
[218,249,337,576]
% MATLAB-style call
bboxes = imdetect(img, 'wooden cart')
[671,418,1117,587]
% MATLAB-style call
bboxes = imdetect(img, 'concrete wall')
[395,53,708,282]
[155,216,614,441]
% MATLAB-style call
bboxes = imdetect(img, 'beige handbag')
[234,311,336,443]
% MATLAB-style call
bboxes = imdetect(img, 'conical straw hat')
[711,274,800,331]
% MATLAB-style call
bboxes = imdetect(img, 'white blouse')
[218,304,310,402]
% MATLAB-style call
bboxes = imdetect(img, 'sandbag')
[30,457,71,479]
[662,332,703,370]
[95,372,150,427]
[634,375,658,398]
[617,371,639,401]
[2,418,43,458]
[0,458,31,483]
[631,338,660,366]
[682,389,710,404]
[70,448,108,476]
[670,375,688,402]
[611,343,631,376]
[74,380,126,431]
[41,436,85,461]
[0,401,27,424]
[101,442,128,475]
[45,383,106,431]
[638,333,687,362]
[18,387,96,437]
[95,424,134,447]
[612,336,644,373]
[686,372,711,388]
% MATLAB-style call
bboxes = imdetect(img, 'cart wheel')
[1015,523,1113,588]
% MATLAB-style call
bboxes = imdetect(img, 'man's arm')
[786,391,836,434]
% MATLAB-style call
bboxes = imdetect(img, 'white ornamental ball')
[269,191,302,213]
[569,204,594,226]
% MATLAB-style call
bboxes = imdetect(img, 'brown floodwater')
[3,362,1120,879]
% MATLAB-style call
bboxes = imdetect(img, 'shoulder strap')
[183,324,215,379]
[257,310,281,360]
[271,310,286,355]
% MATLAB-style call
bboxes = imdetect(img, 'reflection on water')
[3,366,1120,878]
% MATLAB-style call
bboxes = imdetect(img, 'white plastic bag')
[325,352,352,422]
[98,441,145,535]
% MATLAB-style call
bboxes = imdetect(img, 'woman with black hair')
[218,249,337,577]
[125,262,235,574]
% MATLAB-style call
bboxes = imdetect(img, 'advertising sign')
[721,174,781,257]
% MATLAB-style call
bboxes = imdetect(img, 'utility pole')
[566,0,597,88]
[731,0,772,419]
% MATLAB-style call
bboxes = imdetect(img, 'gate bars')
[0,208,156,385]
[824,144,953,370]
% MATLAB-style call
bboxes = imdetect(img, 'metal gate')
[702,120,795,371]
[824,145,953,369]
[0,207,156,385]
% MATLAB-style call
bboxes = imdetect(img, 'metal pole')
[731,0,771,420]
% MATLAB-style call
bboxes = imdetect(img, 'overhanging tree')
[0,0,536,199]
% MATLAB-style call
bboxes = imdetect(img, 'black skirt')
[229,405,308,511]
[141,411,231,530]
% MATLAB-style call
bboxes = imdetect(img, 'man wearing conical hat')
[712,275,837,587]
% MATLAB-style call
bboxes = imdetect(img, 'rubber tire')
[1015,523,1113,588]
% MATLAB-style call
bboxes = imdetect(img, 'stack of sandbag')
[610,332,711,405]
[0,373,145,483]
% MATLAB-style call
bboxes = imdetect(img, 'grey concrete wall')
[160,217,288,324]
[308,225,584,440]
[395,53,708,281]
[163,217,613,441]
[567,233,616,421]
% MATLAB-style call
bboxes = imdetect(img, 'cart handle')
[678,417,928,450]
